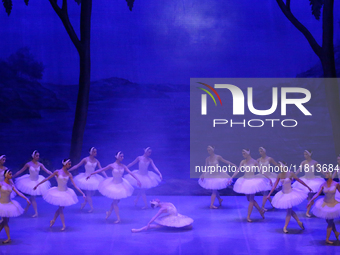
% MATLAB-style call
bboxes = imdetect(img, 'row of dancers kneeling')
[0,147,192,244]
[198,146,340,244]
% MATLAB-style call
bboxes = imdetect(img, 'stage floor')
[1,195,339,255]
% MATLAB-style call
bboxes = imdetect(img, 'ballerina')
[292,150,325,217]
[68,147,107,212]
[131,199,193,232]
[198,146,237,209]
[87,151,141,223]
[13,150,53,217]
[257,147,280,211]
[124,147,162,209]
[307,170,340,244]
[267,161,312,233]
[0,169,31,244]
[33,159,86,231]
[0,155,8,182]
[229,149,267,222]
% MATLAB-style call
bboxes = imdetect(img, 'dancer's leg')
[2,218,10,244]
[216,191,223,206]
[283,208,292,233]
[141,189,148,209]
[326,219,333,244]
[306,193,314,217]
[131,224,162,233]
[59,207,66,231]
[332,221,339,240]
[112,200,120,223]
[291,210,304,229]
[87,190,94,212]
[247,194,255,222]
[134,190,141,206]
[210,190,218,209]
[50,207,60,227]
[30,196,38,217]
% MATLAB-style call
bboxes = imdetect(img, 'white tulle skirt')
[336,190,340,202]
[124,170,161,189]
[15,175,51,196]
[292,177,325,193]
[98,178,134,199]
[0,200,24,217]
[43,187,78,206]
[312,198,340,219]
[155,214,194,228]
[198,172,231,190]
[74,173,104,190]
[271,189,307,209]
[233,176,269,194]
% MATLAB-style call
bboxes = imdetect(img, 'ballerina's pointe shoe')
[61,226,66,231]
[210,205,218,209]
[306,213,312,218]
[325,240,334,245]
[218,198,223,206]
[260,210,265,219]
[2,239,11,244]
[32,213,38,218]
[283,228,288,234]
[80,202,86,210]
[261,207,268,212]
[50,220,55,227]
[298,221,305,230]
[335,232,339,240]
[247,218,252,223]
[88,208,93,213]
[114,220,121,224]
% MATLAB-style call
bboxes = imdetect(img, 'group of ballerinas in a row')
[199,146,340,244]
[0,147,190,244]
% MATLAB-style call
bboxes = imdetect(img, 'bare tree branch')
[276,0,322,58]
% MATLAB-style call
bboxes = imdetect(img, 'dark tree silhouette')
[2,0,135,163]
[277,0,340,156]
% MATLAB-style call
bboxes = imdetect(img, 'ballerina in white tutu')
[131,199,193,232]
[257,147,280,211]
[267,161,312,233]
[34,159,86,231]
[307,170,340,244]
[13,150,53,217]
[229,149,267,222]
[0,169,31,244]
[0,155,8,182]
[124,147,162,209]
[292,150,325,217]
[68,147,107,212]
[198,146,236,209]
[87,151,141,223]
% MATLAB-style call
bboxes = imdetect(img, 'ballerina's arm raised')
[123,165,142,187]
[291,172,313,192]
[12,163,29,178]
[86,164,112,179]
[33,171,58,190]
[68,158,87,172]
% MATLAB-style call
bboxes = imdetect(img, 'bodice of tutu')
[163,203,178,216]
[138,160,150,175]
[323,184,338,205]
[85,161,97,175]
[243,163,257,178]
[29,166,40,181]
[57,174,69,191]
[0,182,13,203]
[207,157,219,167]
[111,167,124,184]
[301,162,317,179]
[259,159,270,174]
[281,178,292,194]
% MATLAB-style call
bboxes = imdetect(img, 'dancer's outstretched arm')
[69,174,86,198]
[267,177,280,199]
[218,156,237,167]
[307,185,323,208]
[292,173,312,192]
[12,163,29,178]
[150,159,162,180]
[87,165,112,179]
[146,208,167,228]
[68,158,87,172]
[269,157,279,166]
[127,157,140,169]
[97,160,108,178]
[33,171,58,190]
[12,185,30,204]
[124,166,141,187]
[40,163,53,175]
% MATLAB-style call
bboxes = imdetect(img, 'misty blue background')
[1,1,339,194]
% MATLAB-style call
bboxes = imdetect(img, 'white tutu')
[124,170,161,189]
[74,173,104,190]
[292,177,324,193]
[312,198,340,219]
[15,174,51,196]
[198,172,231,190]
[0,200,24,217]
[272,188,307,209]
[98,178,134,199]
[336,190,340,202]
[233,176,269,194]
[155,214,194,228]
[43,187,78,206]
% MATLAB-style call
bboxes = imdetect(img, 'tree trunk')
[70,0,92,163]
[322,0,340,156]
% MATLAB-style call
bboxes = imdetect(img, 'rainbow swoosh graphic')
[197,82,222,106]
